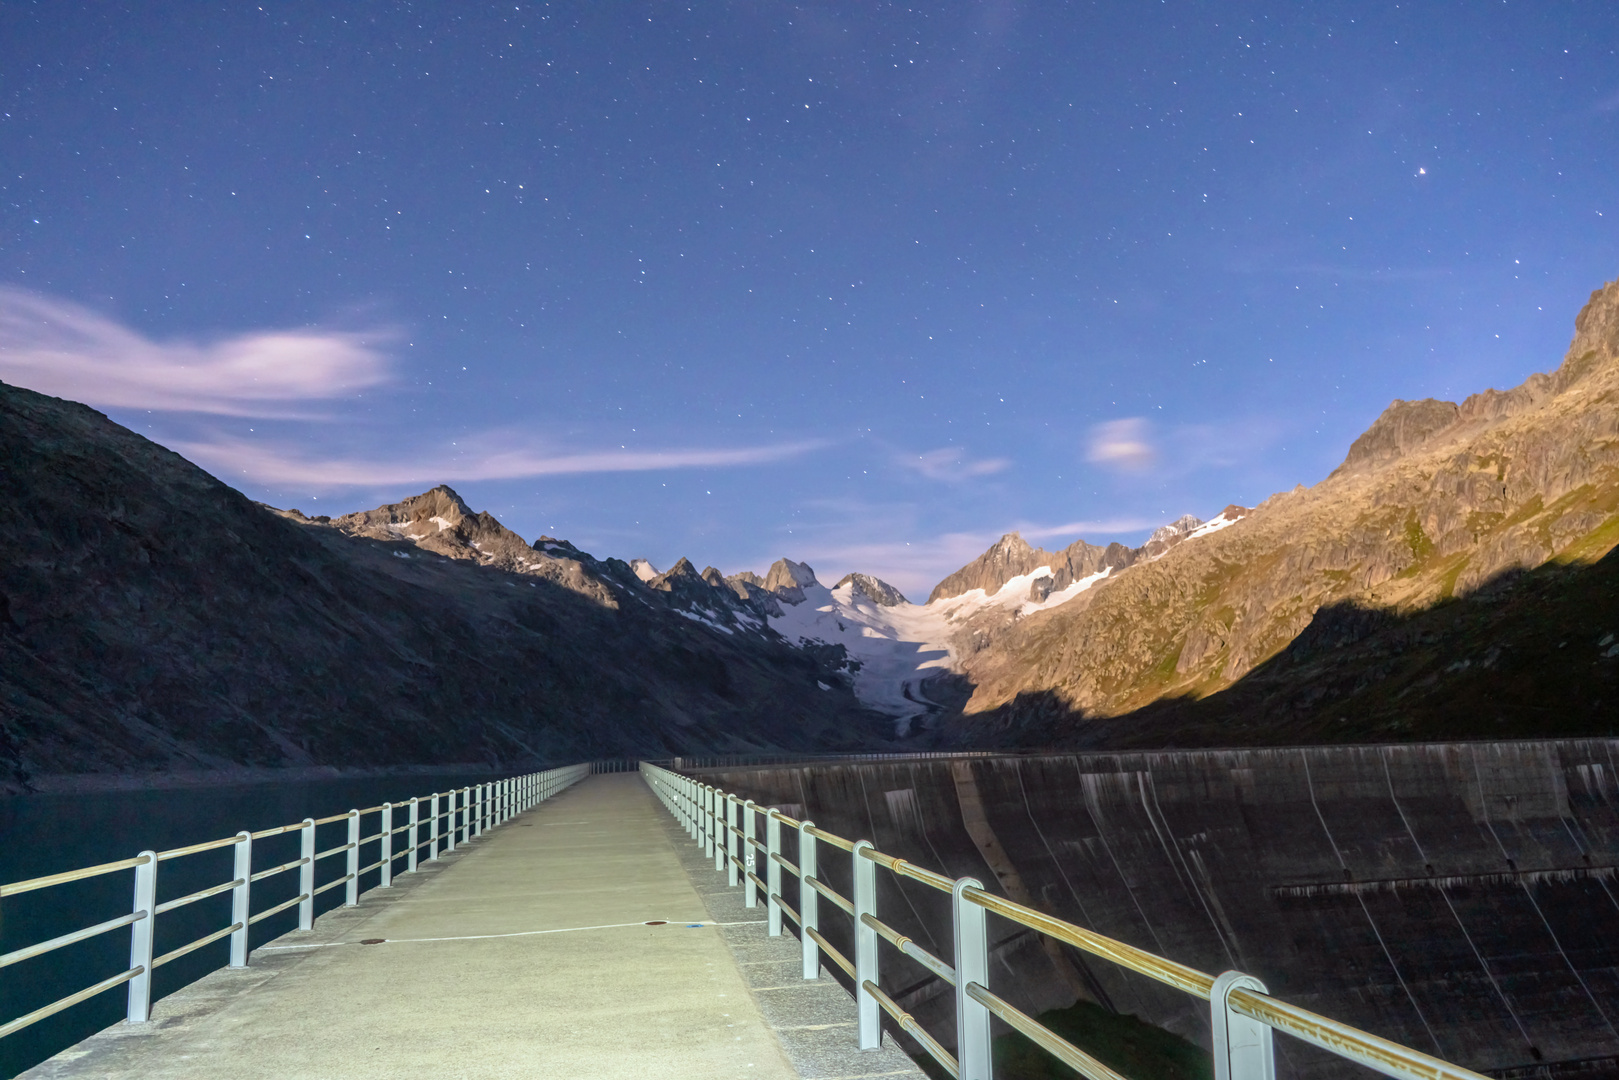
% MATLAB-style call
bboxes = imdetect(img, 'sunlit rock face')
[945,276,1619,734]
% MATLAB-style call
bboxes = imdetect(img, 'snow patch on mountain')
[768,562,1111,734]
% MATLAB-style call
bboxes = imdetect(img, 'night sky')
[3,3,1616,596]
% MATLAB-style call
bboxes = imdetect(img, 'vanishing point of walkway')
[25,774,809,1079]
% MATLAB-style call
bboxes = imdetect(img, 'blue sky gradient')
[3,2,1616,596]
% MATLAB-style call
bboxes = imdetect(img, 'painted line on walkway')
[257,919,753,951]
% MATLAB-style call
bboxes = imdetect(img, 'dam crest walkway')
[20,773,920,1080]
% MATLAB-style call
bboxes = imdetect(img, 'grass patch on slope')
[911,1000,1211,1080]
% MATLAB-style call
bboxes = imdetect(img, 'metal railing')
[642,762,1494,1080]
[1,764,589,1043]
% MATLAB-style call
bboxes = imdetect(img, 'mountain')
[937,275,1619,743]
[0,383,892,791]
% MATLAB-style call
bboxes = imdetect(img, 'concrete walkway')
[27,774,800,1079]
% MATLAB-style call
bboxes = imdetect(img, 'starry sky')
[3,2,1616,597]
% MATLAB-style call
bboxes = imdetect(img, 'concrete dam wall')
[699,739,1619,1080]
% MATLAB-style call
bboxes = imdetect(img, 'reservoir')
[0,768,499,1078]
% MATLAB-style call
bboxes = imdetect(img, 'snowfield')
[767,565,1113,734]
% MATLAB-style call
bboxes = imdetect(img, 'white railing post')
[1213,972,1277,1080]
[713,789,725,873]
[743,801,758,908]
[431,793,443,858]
[853,840,880,1049]
[230,831,252,967]
[380,803,394,887]
[345,810,360,906]
[447,790,459,852]
[766,813,783,937]
[475,784,485,837]
[407,798,419,872]
[298,818,315,929]
[127,851,157,1023]
[799,821,819,980]
[726,795,739,887]
[953,877,992,1080]
[697,785,711,853]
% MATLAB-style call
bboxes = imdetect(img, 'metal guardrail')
[0,764,589,1043]
[641,762,1495,1080]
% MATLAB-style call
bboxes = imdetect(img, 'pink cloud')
[177,434,829,487]
[0,287,391,416]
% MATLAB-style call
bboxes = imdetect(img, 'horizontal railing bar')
[771,893,802,927]
[314,842,355,861]
[767,808,802,828]
[311,812,351,826]
[358,859,384,875]
[390,824,411,836]
[967,982,1129,1080]
[0,966,143,1040]
[248,893,309,926]
[250,823,303,840]
[1,855,150,898]
[769,851,801,878]
[157,835,245,861]
[808,876,854,916]
[356,804,387,815]
[802,825,855,852]
[745,870,769,895]
[867,979,960,1079]
[358,832,385,846]
[249,857,310,883]
[152,922,242,970]
[155,878,244,915]
[1228,987,1495,1080]
[861,912,956,986]
[312,874,354,897]
[745,836,766,852]
[805,927,855,979]
[0,911,145,970]
[963,887,1215,999]
[858,846,954,893]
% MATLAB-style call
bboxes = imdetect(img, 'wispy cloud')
[0,287,390,416]
[179,434,829,487]
[902,447,1010,481]
[1086,417,1155,471]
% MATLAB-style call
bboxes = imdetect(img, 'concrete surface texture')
[656,800,928,1080]
[24,774,802,1079]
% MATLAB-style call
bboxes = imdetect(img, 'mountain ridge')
[942,275,1619,733]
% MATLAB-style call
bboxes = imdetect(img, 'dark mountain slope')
[0,382,884,790]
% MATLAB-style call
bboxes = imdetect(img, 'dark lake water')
[0,770,501,1078]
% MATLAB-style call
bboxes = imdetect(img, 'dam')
[5,740,1616,1080]
[696,739,1619,1080]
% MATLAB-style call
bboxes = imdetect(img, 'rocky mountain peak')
[647,556,702,592]
[1148,515,1203,545]
[328,485,539,569]
[928,532,1050,603]
[1570,276,1619,369]
[1331,277,1619,481]
[764,558,819,605]
[833,572,910,607]
[1333,398,1464,477]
